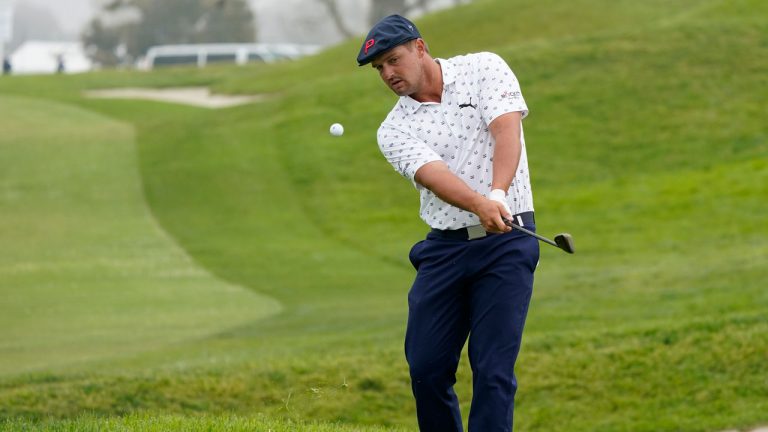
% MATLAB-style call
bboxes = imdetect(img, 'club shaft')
[505,220,559,248]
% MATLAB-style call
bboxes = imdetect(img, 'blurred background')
[1,0,471,74]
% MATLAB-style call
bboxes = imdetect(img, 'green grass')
[0,0,766,430]
[1,414,408,431]
[0,96,280,376]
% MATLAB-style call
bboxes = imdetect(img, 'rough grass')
[0,414,408,432]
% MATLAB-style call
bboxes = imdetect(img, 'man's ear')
[414,39,427,58]
[418,38,430,54]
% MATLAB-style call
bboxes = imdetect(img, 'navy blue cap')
[357,15,421,66]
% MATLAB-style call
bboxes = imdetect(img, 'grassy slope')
[0,96,279,376]
[0,0,766,430]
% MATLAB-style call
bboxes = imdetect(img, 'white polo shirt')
[377,52,534,230]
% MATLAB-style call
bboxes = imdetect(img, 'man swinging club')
[357,15,540,431]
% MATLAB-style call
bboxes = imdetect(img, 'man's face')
[371,41,424,97]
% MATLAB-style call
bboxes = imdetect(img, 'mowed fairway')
[0,0,767,431]
[0,96,280,375]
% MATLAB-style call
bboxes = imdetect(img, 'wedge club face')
[502,217,574,254]
[554,233,575,254]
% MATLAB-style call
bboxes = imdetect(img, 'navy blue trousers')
[405,225,539,432]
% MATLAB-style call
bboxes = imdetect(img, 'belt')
[430,212,535,241]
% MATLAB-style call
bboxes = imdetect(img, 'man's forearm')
[414,161,511,232]
[489,112,523,192]
[414,161,485,214]
[491,134,521,191]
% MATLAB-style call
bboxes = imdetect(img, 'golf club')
[502,217,575,254]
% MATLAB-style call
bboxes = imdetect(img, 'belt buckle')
[466,225,487,240]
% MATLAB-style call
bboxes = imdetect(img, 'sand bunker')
[84,87,266,109]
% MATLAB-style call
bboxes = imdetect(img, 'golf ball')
[330,123,344,136]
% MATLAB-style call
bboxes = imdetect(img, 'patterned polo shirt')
[377,52,534,230]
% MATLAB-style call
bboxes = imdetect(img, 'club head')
[554,233,575,254]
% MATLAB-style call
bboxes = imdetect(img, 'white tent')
[9,41,92,75]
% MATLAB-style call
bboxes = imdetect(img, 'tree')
[82,0,256,67]
[318,0,473,41]
[367,0,409,25]
[317,0,355,39]
[367,0,471,25]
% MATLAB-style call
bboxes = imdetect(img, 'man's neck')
[411,58,443,103]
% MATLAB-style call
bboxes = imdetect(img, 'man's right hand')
[414,161,512,233]
[472,197,512,233]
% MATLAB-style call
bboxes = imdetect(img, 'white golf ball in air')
[330,123,344,136]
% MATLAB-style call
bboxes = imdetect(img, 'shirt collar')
[397,57,456,114]
[438,57,457,86]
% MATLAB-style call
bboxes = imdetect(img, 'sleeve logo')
[501,90,522,99]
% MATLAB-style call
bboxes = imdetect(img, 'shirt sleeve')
[377,120,442,188]
[476,52,529,125]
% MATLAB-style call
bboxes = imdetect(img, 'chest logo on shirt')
[459,98,477,109]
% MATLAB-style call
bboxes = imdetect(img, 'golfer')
[358,15,539,431]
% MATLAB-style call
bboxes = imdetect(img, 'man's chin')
[391,87,411,97]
